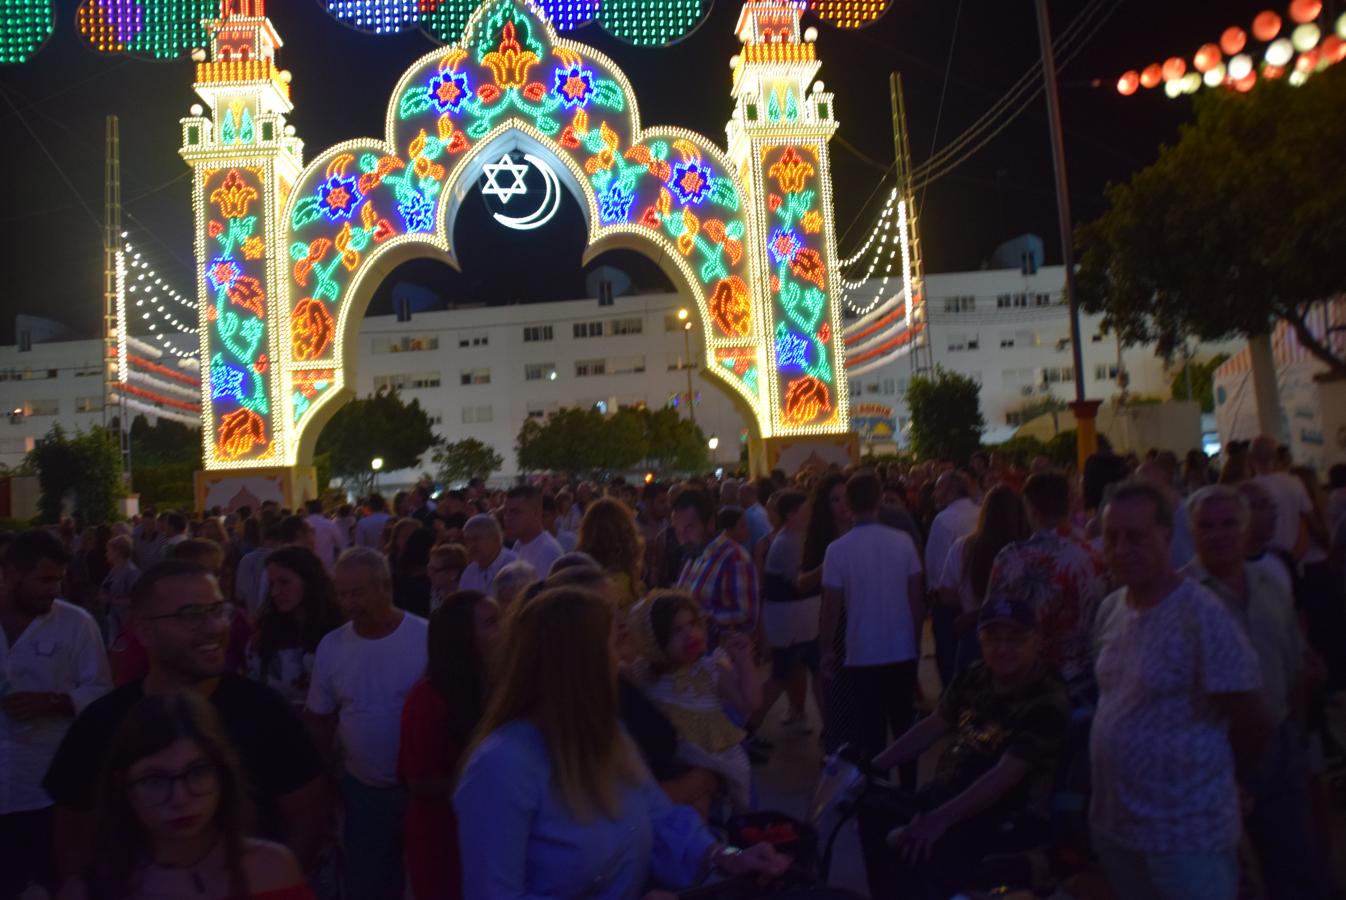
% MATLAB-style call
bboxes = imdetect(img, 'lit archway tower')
[727,3,851,448]
[180,0,304,471]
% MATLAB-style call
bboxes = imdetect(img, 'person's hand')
[1,691,67,721]
[887,811,949,863]
[722,633,754,667]
[715,842,791,881]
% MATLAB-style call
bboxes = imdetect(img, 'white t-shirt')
[306,612,429,786]
[515,531,564,578]
[763,529,819,649]
[1,600,112,813]
[925,497,979,589]
[353,511,392,549]
[1253,471,1313,555]
[306,514,348,569]
[1089,579,1261,853]
[938,534,981,613]
[821,522,923,667]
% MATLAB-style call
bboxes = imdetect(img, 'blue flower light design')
[210,359,247,403]
[768,227,802,265]
[553,65,595,109]
[206,257,241,292]
[428,70,471,114]
[317,174,362,222]
[598,184,635,223]
[775,327,810,369]
[398,191,435,233]
[669,160,711,205]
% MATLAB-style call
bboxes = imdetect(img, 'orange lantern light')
[1140,63,1163,88]
[1289,0,1322,25]
[1162,56,1187,81]
[1117,70,1141,95]
[1234,71,1258,91]
[1252,10,1282,42]
[1322,34,1346,64]
[1220,26,1247,55]
[1263,63,1286,79]
[1295,48,1319,71]
[1194,43,1222,72]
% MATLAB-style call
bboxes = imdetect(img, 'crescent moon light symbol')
[492,154,562,231]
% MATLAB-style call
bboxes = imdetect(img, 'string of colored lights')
[1115,3,1346,97]
[0,0,52,64]
[75,0,215,61]
[115,238,199,362]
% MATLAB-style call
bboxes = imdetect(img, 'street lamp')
[370,456,384,494]
[678,309,696,429]
[707,435,719,451]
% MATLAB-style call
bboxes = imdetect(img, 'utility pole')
[683,320,697,430]
[104,114,132,490]
[889,73,931,379]
[1034,0,1098,467]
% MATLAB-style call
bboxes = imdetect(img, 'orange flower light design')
[216,408,267,460]
[210,169,258,219]
[768,147,815,194]
[709,276,752,338]
[483,21,539,89]
[292,298,335,361]
[782,376,832,426]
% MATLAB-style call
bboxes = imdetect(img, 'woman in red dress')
[398,589,502,899]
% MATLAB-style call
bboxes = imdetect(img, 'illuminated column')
[179,0,304,467]
[726,3,848,437]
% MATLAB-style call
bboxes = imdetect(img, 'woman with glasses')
[246,546,344,707]
[55,691,311,899]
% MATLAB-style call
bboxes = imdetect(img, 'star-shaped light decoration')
[481,153,530,204]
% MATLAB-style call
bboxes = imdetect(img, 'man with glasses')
[43,559,326,881]
[0,530,111,898]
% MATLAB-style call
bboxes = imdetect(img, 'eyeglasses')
[141,601,232,627]
[127,762,220,806]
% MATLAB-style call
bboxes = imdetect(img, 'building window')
[461,405,493,424]
[947,334,967,352]
[74,366,102,377]
[75,396,102,413]
[458,331,489,348]
[573,321,603,339]
[526,402,557,420]
[1041,366,1074,384]
[525,363,557,382]
[610,317,643,336]
[609,355,645,375]
[575,358,606,377]
[459,368,490,386]
[1000,335,1015,348]
[882,378,896,395]
[1091,333,1105,343]
[28,399,59,416]
[1094,363,1120,381]
[523,325,554,343]
[996,293,1029,309]
[0,436,33,455]
[942,295,975,313]
[1034,292,1052,306]
[374,372,441,391]
[375,334,439,354]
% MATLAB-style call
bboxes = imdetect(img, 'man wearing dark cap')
[856,593,1071,900]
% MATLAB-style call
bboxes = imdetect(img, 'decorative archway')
[182,0,851,474]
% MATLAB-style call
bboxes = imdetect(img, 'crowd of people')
[1,433,1344,899]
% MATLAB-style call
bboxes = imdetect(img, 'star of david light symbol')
[481,154,530,204]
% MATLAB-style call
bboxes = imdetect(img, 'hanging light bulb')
[1229,53,1254,79]
[1292,23,1320,52]
[1204,63,1227,87]
[1266,37,1294,66]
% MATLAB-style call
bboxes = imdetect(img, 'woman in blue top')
[454,586,788,899]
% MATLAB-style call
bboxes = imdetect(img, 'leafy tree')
[433,437,504,485]
[1076,66,1346,376]
[906,367,985,464]
[315,388,437,495]
[641,407,708,474]
[27,425,123,525]
[128,416,200,466]
[1169,353,1230,413]
[516,406,706,476]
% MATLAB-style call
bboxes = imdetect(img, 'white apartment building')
[0,338,111,465]
[845,265,1238,448]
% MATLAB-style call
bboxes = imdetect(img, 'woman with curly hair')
[576,496,645,608]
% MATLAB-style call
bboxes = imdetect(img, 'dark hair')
[1108,479,1174,528]
[755,478,776,505]
[642,481,668,502]
[507,484,541,503]
[3,529,71,573]
[716,506,744,532]
[367,494,388,512]
[963,485,1032,600]
[647,589,702,668]
[400,528,435,569]
[803,472,847,570]
[306,499,324,515]
[164,513,188,534]
[1023,472,1070,521]
[1329,463,1346,491]
[671,489,713,524]
[775,489,807,520]
[277,515,310,545]
[256,546,343,671]
[1083,452,1131,512]
[428,590,494,741]
[131,560,215,611]
[845,472,882,515]
[92,693,253,900]
[169,538,224,568]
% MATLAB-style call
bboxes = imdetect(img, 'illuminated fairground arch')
[183,0,852,476]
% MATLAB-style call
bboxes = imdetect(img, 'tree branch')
[1280,305,1346,379]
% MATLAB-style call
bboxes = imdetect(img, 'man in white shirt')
[1250,434,1327,559]
[157,512,189,562]
[821,473,924,774]
[1092,480,1270,900]
[924,471,980,687]
[460,514,518,596]
[353,494,392,549]
[504,485,563,577]
[304,499,348,569]
[306,548,427,900]
[0,530,111,897]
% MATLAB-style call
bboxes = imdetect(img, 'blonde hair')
[472,587,643,821]
[576,497,644,593]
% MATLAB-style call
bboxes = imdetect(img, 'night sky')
[0,0,1279,342]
